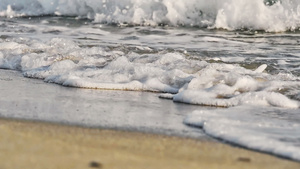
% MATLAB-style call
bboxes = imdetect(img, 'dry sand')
[0,118,299,169]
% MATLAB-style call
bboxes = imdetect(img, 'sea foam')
[0,37,299,109]
[184,106,300,161]
[0,0,299,32]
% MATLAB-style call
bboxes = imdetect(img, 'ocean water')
[0,0,300,161]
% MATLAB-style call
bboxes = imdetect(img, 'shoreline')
[1,69,300,167]
[1,118,299,169]
[0,69,207,139]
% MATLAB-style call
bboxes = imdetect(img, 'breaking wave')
[0,0,300,32]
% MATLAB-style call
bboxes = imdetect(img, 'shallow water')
[0,0,300,161]
[0,69,208,139]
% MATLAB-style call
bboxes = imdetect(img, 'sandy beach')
[1,118,299,169]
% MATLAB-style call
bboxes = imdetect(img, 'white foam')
[0,37,297,108]
[254,64,267,73]
[0,0,299,32]
[184,106,300,161]
[0,41,27,51]
[0,42,28,69]
[172,61,300,108]
[219,56,246,63]
[174,90,299,108]
[15,40,191,93]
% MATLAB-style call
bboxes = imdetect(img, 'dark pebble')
[237,157,251,162]
[89,161,102,168]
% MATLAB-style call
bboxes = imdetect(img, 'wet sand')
[1,118,299,169]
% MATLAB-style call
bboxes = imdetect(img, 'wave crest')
[0,0,299,32]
